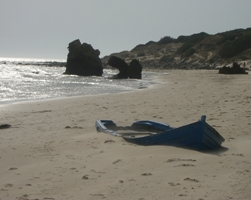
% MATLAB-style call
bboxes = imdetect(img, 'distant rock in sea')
[64,39,103,76]
[107,56,142,79]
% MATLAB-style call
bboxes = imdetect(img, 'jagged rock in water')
[128,59,142,79]
[107,56,142,79]
[219,62,248,74]
[107,56,129,79]
[64,39,103,76]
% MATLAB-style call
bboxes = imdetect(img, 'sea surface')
[0,57,159,105]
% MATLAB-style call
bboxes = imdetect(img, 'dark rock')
[108,56,129,79]
[0,124,11,129]
[219,62,248,74]
[107,56,142,79]
[64,39,103,76]
[128,59,142,79]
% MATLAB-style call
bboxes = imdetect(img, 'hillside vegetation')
[102,28,251,69]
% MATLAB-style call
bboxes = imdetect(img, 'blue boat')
[95,115,225,150]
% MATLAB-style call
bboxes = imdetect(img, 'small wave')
[0,57,66,67]
[0,58,158,104]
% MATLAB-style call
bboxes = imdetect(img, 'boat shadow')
[155,144,229,155]
[146,143,229,155]
[198,146,229,155]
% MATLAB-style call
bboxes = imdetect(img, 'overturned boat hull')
[95,116,225,150]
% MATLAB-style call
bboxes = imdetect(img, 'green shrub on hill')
[176,32,209,55]
[219,32,251,58]
[176,35,190,43]
[137,52,145,57]
[131,41,156,51]
[131,44,145,51]
[157,36,176,44]
[184,48,196,57]
[145,41,156,46]
[217,29,244,44]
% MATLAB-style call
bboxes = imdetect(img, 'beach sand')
[0,70,251,200]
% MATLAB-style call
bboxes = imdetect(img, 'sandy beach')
[0,70,251,200]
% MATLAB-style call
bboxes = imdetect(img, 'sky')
[1,0,251,60]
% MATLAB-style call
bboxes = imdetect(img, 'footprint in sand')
[5,183,13,187]
[141,172,152,176]
[90,194,105,197]
[9,167,18,170]
[65,125,83,129]
[113,159,122,164]
[32,110,51,113]
[82,175,89,180]
[104,139,115,143]
[165,158,196,163]
[184,177,199,182]
[175,164,195,167]
[232,153,244,157]
[16,194,29,200]
[168,182,181,186]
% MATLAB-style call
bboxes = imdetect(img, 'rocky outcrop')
[107,56,142,79]
[128,59,142,79]
[64,39,103,76]
[107,56,129,79]
[219,62,248,74]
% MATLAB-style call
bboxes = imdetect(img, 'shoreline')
[0,84,154,110]
[1,70,251,199]
[0,67,160,107]
[0,70,161,108]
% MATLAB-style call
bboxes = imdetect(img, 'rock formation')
[219,62,248,74]
[64,39,103,76]
[107,56,142,79]
[0,124,11,129]
[128,59,142,79]
[107,56,129,79]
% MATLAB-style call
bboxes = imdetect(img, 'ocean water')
[0,57,158,105]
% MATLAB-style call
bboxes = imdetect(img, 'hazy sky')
[1,0,251,59]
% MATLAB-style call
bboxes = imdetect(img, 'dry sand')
[0,70,251,200]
